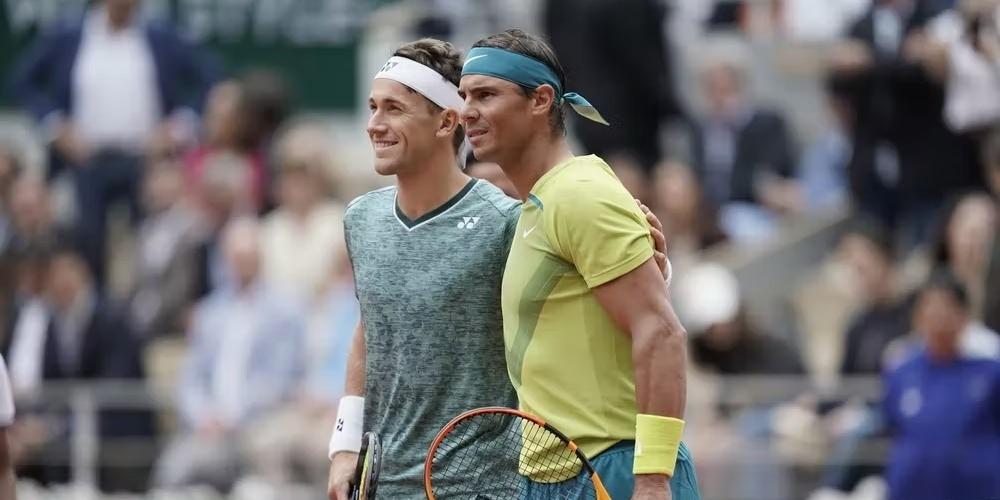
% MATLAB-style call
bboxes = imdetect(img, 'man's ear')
[530,84,557,119]
[436,108,460,139]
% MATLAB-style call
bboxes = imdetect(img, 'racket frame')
[351,431,382,500]
[423,406,611,500]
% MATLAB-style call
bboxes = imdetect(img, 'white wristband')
[328,395,365,459]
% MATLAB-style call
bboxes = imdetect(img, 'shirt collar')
[85,4,141,37]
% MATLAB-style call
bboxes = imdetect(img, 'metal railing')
[14,374,885,489]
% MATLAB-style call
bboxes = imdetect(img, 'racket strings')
[429,413,597,499]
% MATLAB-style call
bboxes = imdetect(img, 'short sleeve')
[0,356,15,426]
[546,181,653,288]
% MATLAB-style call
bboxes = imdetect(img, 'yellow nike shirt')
[501,154,654,464]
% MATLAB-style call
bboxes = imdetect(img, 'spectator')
[882,271,1000,500]
[245,253,357,487]
[8,0,218,284]
[923,0,1000,132]
[797,71,853,214]
[190,152,256,298]
[183,81,267,212]
[238,69,292,210]
[544,0,683,174]
[3,176,67,257]
[0,247,52,487]
[0,175,65,315]
[651,161,727,265]
[689,52,800,243]
[839,219,913,375]
[929,191,997,323]
[818,219,910,493]
[1,247,53,399]
[239,70,292,152]
[48,247,152,491]
[154,218,304,491]
[0,174,69,336]
[3,247,152,491]
[129,158,200,339]
[260,124,345,301]
[839,0,984,250]
[886,266,1000,367]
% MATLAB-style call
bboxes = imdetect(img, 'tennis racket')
[349,432,382,500]
[424,407,611,500]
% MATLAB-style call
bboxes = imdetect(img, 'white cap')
[673,262,741,334]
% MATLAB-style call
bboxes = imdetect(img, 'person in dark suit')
[838,220,913,376]
[836,0,983,250]
[8,0,219,284]
[543,0,683,179]
[688,55,800,244]
[1,246,153,491]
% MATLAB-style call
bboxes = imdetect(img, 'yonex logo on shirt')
[457,216,481,229]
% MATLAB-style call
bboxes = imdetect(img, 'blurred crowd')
[0,0,998,498]
[0,0,361,494]
[567,0,1000,499]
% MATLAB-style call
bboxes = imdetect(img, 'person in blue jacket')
[883,270,1000,500]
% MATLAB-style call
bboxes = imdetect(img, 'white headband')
[373,56,470,168]
[374,56,463,111]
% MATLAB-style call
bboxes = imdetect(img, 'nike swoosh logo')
[463,54,488,67]
[522,225,537,238]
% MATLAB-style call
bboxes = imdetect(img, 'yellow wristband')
[633,414,685,476]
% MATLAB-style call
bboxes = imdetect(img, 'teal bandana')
[461,47,609,126]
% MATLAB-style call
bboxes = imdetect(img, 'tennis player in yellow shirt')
[458,29,701,500]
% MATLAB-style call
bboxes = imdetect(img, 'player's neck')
[395,157,470,220]
[502,135,574,201]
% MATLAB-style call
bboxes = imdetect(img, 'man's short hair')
[921,269,969,310]
[843,216,894,261]
[471,29,567,135]
[392,39,465,152]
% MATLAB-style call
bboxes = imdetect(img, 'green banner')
[0,0,389,111]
